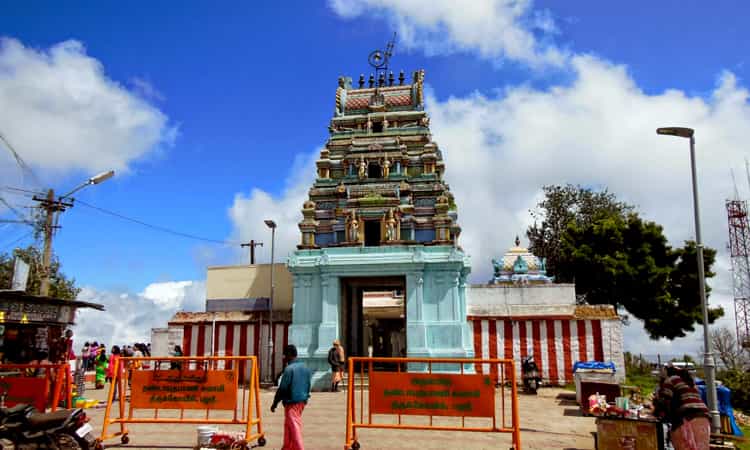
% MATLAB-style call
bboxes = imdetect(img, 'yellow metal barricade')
[97,356,265,449]
[344,357,521,450]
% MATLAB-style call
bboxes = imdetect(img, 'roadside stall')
[574,361,619,414]
[0,291,104,410]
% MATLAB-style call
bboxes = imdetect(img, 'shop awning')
[0,290,104,325]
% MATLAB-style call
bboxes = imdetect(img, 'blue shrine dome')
[490,236,554,285]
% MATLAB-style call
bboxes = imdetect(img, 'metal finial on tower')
[368,32,397,83]
[358,74,365,88]
[388,71,395,86]
[398,70,405,85]
[368,74,375,88]
[515,235,521,247]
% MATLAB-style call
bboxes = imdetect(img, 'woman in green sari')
[95,346,108,389]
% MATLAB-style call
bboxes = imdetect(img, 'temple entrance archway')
[340,276,406,366]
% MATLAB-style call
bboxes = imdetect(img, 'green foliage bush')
[718,369,750,413]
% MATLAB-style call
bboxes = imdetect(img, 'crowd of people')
[78,342,151,392]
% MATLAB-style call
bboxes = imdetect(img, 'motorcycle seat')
[1,404,31,417]
[27,409,71,429]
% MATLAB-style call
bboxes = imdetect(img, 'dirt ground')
[81,383,596,450]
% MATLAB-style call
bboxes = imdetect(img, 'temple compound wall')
[468,284,625,384]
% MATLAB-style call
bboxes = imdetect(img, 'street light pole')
[657,127,720,433]
[264,219,277,383]
[35,170,114,297]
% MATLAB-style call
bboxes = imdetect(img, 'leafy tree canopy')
[527,184,722,340]
[0,245,80,299]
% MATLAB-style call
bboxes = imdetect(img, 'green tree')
[527,185,722,340]
[0,245,80,299]
[527,184,633,277]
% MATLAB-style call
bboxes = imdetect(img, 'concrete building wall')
[206,263,293,311]
[467,284,576,309]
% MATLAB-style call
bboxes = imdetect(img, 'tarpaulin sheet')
[695,378,743,436]
[572,361,616,373]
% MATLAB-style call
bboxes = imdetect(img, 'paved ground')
[81,382,596,450]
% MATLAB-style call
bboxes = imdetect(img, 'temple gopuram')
[287,69,474,385]
[164,63,624,389]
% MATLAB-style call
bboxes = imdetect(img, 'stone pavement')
[80,382,596,450]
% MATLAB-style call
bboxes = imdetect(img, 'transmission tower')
[727,198,750,348]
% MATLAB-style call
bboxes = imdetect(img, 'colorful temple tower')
[288,69,473,385]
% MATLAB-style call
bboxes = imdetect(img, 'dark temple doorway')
[364,220,380,246]
[340,276,406,368]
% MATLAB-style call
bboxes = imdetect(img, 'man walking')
[271,345,311,450]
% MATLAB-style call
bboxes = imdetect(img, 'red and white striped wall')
[179,322,290,382]
[470,318,622,385]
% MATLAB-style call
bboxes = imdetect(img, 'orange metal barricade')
[0,363,72,412]
[98,356,265,449]
[344,357,521,450]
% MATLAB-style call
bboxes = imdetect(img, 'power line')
[75,199,241,246]
[0,231,34,252]
[1,186,44,197]
[0,132,42,188]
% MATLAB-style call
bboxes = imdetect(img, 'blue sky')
[2,1,750,351]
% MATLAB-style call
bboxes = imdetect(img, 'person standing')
[327,340,345,392]
[107,346,122,401]
[654,366,710,450]
[271,345,311,450]
[81,342,90,372]
[170,345,183,370]
[94,347,108,389]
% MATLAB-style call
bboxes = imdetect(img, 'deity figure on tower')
[385,209,397,241]
[348,211,360,242]
[382,157,391,178]
[358,156,367,179]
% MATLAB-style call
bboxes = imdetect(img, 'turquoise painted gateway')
[288,71,473,387]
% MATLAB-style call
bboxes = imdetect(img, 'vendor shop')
[0,291,104,363]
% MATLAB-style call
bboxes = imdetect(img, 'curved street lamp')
[36,170,115,296]
[656,126,720,433]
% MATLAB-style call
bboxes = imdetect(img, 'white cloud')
[227,152,318,264]
[329,0,567,67]
[72,280,205,347]
[130,77,165,102]
[0,37,177,177]
[427,57,750,287]
[226,55,750,354]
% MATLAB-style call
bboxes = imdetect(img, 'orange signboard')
[130,370,238,410]
[369,372,495,417]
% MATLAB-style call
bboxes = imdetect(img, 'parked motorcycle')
[0,404,95,449]
[521,356,542,394]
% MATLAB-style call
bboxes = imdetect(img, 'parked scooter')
[0,404,95,449]
[521,356,542,394]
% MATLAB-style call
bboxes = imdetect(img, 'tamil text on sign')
[130,370,238,410]
[369,372,495,417]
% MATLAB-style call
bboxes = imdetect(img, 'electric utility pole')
[33,189,72,296]
[240,240,263,264]
[31,170,115,297]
